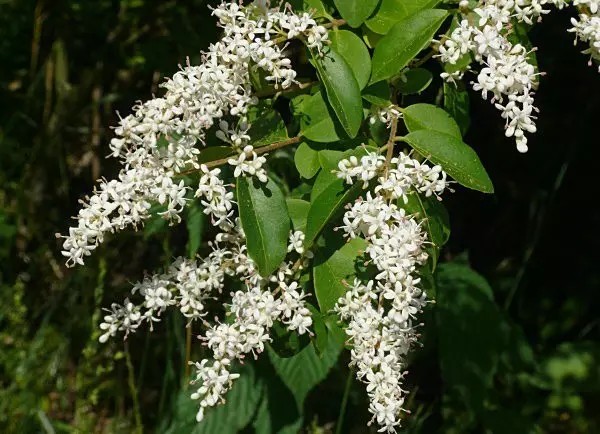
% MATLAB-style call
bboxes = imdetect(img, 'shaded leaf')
[313,237,368,312]
[299,91,343,143]
[436,263,507,412]
[286,198,311,233]
[186,202,205,258]
[268,335,344,409]
[397,68,433,94]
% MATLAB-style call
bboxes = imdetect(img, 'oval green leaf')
[402,103,462,138]
[397,68,433,94]
[237,176,290,276]
[305,178,363,245]
[299,91,343,143]
[330,30,372,89]
[366,0,440,34]
[294,142,321,179]
[312,49,363,138]
[370,9,447,84]
[313,237,368,312]
[286,198,310,233]
[403,130,494,193]
[333,0,379,28]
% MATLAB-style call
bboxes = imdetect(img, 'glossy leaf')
[403,130,494,193]
[402,103,462,138]
[294,142,321,179]
[312,49,363,138]
[299,91,343,143]
[162,364,263,434]
[186,202,204,258]
[444,81,471,136]
[436,263,507,412]
[305,179,363,244]
[313,238,368,312]
[366,0,441,34]
[330,30,372,89]
[362,81,391,106]
[198,146,233,164]
[237,177,290,276]
[268,336,344,410]
[333,0,379,28]
[286,198,310,233]
[403,192,450,268]
[370,9,447,84]
[397,68,433,94]
[247,104,289,146]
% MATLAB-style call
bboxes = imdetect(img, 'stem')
[411,49,437,68]
[254,80,317,98]
[179,136,302,176]
[335,369,354,434]
[184,324,192,384]
[384,115,399,177]
[125,342,143,434]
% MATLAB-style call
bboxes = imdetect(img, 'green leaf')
[370,9,447,84]
[402,103,462,138]
[366,0,441,35]
[330,30,372,89]
[311,168,338,201]
[403,192,450,267]
[247,103,288,146]
[436,263,507,412]
[186,202,205,258]
[162,364,263,434]
[286,198,310,233]
[294,142,321,179]
[313,238,368,312]
[312,49,363,138]
[362,81,391,106]
[299,91,343,143]
[444,81,471,136]
[305,179,362,244]
[403,130,494,193]
[396,68,433,94]
[198,146,233,164]
[268,335,344,409]
[237,177,290,276]
[333,0,379,28]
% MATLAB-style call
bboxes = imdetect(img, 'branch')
[179,136,302,176]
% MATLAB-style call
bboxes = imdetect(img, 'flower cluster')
[438,0,563,152]
[337,151,447,200]
[569,0,600,70]
[99,218,313,421]
[59,2,328,267]
[333,151,448,432]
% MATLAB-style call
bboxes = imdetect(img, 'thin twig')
[254,80,317,98]
[179,136,302,176]
[384,115,399,177]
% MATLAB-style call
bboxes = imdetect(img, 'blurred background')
[0,0,598,433]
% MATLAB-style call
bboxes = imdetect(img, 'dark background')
[0,0,598,432]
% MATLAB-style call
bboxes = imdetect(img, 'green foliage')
[312,48,363,138]
[313,237,368,312]
[1,1,598,433]
[237,177,290,276]
[403,130,494,193]
[370,9,447,83]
